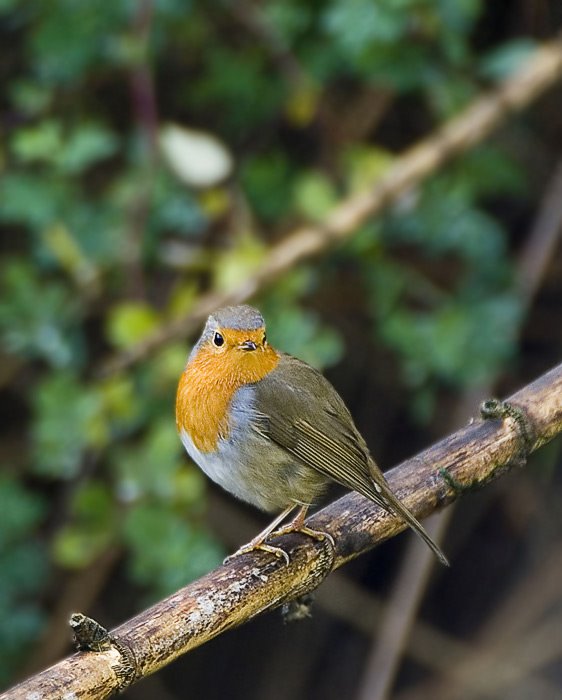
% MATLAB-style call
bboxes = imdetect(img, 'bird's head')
[186,305,279,384]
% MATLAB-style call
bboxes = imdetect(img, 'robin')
[176,304,448,566]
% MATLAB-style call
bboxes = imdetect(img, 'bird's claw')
[272,524,336,550]
[224,523,335,568]
[224,541,290,566]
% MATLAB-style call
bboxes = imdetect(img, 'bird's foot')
[224,541,290,566]
[271,523,336,550]
[223,506,335,567]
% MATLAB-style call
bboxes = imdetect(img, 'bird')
[176,304,448,566]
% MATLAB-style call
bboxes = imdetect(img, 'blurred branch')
[355,513,450,700]
[355,154,562,700]
[397,565,562,700]
[102,34,562,376]
[516,158,562,300]
[320,568,562,699]
[4,362,562,699]
[124,0,158,298]
[423,540,562,700]
[129,0,158,156]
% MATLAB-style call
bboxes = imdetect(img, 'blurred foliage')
[0,477,48,686]
[0,0,541,685]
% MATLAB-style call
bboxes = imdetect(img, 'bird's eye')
[213,332,224,347]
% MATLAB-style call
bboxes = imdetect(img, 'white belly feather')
[179,427,249,501]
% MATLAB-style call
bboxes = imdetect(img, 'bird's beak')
[239,340,257,351]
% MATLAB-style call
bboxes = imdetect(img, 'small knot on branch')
[480,398,536,468]
[69,613,138,692]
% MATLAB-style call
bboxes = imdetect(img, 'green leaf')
[52,481,116,569]
[12,120,117,173]
[150,170,207,238]
[450,148,526,199]
[99,376,138,425]
[0,599,45,685]
[106,302,160,349]
[264,2,312,42]
[29,2,127,84]
[113,419,185,502]
[264,305,344,370]
[324,0,404,55]
[12,120,63,163]
[0,540,49,607]
[191,48,284,135]
[0,0,20,10]
[57,123,119,174]
[0,260,84,368]
[9,79,52,115]
[41,223,100,294]
[0,479,49,685]
[342,146,394,193]
[72,480,114,523]
[241,151,295,222]
[123,503,223,597]
[150,342,190,385]
[0,173,72,229]
[52,526,109,569]
[0,542,49,608]
[381,295,522,388]
[480,39,537,81]
[32,374,106,478]
[293,171,337,221]
[0,477,46,549]
[212,235,266,293]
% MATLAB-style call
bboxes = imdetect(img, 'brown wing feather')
[253,355,378,493]
[253,354,449,566]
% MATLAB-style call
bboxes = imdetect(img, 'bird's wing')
[251,354,387,508]
[252,354,450,566]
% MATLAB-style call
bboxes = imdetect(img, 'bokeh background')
[1,1,562,698]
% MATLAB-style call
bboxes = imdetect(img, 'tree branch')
[4,362,562,699]
[102,34,562,376]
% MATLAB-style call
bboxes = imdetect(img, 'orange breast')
[176,344,279,453]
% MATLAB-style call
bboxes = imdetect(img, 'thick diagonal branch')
[4,362,562,700]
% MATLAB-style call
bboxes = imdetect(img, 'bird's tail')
[368,462,450,567]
